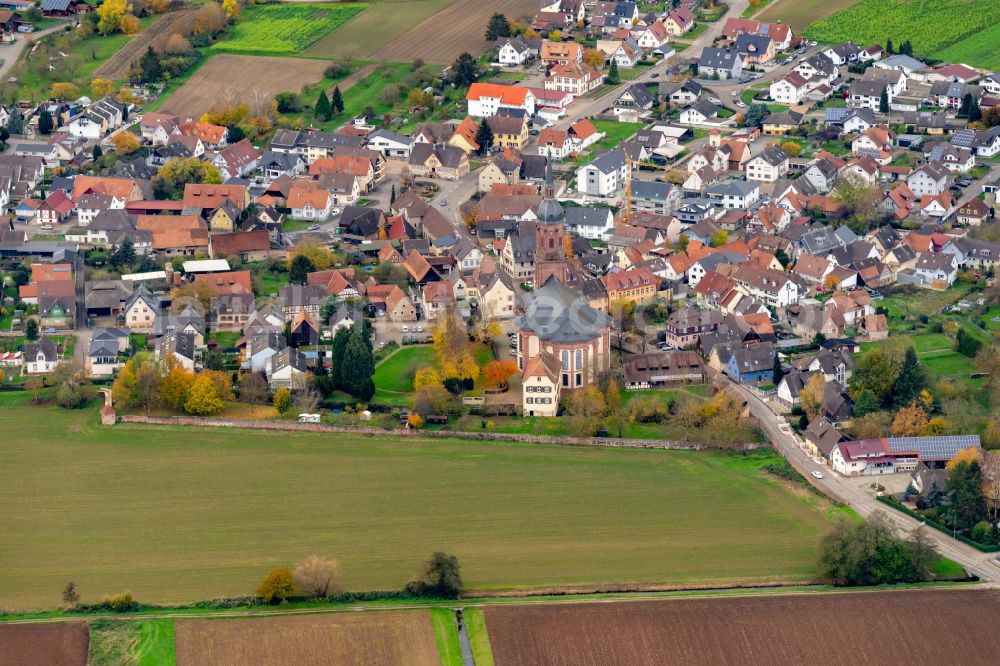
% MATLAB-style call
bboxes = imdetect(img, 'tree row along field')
[0,393,834,609]
[93,8,197,80]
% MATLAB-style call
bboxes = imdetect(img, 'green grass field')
[464,608,495,666]
[0,394,840,609]
[431,608,463,666]
[934,22,1000,69]
[88,619,174,665]
[306,0,456,59]
[210,3,367,55]
[803,0,1000,57]
[372,343,495,396]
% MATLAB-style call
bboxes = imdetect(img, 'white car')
[330,208,342,216]
[401,326,409,333]
[730,90,738,96]
[809,41,817,47]
[811,471,824,479]
[416,326,424,332]
[736,101,747,108]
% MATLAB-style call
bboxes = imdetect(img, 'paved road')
[553,0,750,131]
[724,375,1000,582]
[0,20,72,81]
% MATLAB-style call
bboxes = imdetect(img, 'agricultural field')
[755,0,860,32]
[174,612,439,666]
[210,3,367,55]
[0,393,837,609]
[159,54,330,117]
[483,589,1000,665]
[93,8,197,80]
[378,0,540,63]
[803,0,1000,61]
[0,622,89,666]
[934,22,1000,70]
[307,0,457,59]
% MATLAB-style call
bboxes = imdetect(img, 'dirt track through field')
[484,589,1000,665]
[94,9,196,80]
[378,0,539,63]
[174,612,439,666]
[0,622,89,666]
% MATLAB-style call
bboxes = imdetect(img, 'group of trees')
[256,551,460,604]
[315,86,345,122]
[818,513,938,586]
[312,324,375,401]
[112,354,233,417]
[153,158,224,199]
[909,448,997,542]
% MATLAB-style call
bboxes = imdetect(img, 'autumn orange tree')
[891,401,929,437]
[800,374,826,419]
[184,373,224,416]
[160,359,195,410]
[947,446,984,471]
[111,132,141,155]
[483,359,517,389]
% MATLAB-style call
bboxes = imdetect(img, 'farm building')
[830,435,981,476]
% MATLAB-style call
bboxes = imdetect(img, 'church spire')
[544,156,554,199]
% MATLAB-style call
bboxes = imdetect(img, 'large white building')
[465,83,536,117]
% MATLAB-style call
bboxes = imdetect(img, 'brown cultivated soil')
[379,0,540,63]
[174,611,439,666]
[0,622,89,666]
[159,54,330,117]
[484,589,1000,666]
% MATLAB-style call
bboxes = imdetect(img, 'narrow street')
[724,375,1000,583]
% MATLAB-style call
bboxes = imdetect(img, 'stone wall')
[116,415,765,452]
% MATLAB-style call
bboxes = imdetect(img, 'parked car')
[649,73,659,78]
[811,471,824,479]
[402,326,409,333]
[529,129,540,136]
[730,90,738,96]
[509,348,517,356]
[809,40,818,47]
[736,101,747,108]
[308,224,320,231]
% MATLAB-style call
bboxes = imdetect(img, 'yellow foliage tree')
[202,103,249,128]
[947,445,984,471]
[170,281,216,314]
[222,0,240,17]
[111,132,141,155]
[891,402,929,437]
[407,413,424,429]
[145,0,170,13]
[800,374,826,419]
[160,360,195,410]
[548,30,562,41]
[431,312,478,379]
[583,48,606,68]
[97,0,131,34]
[120,14,140,34]
[287,236,333,271]
[922,415,947,436]
[50,82,80,100]
[273,387,292,414]
[203,370,235,401]
[184,373,224,416]
[256,567,297,604]
[116,87,135,105]
[780,140,801,157]
[91,78,115,98]
[413,366,442,391]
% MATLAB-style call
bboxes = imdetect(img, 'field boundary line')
[115,414,765,451]
[2,581,987,625]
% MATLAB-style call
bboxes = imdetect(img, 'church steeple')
[534,157,568,287]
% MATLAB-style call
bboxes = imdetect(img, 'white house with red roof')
[466,83,536,117]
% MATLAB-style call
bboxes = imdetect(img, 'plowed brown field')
[379,0,539,63]
[0,622,89,666]
[159,55,330,117]
[174,611,439,666]
[484,589,1000,666]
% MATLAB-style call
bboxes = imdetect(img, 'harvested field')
[755,0,860,32]
[174,612,439,666]
[306,0,456,59]
[485,589,1000,665]
[379,0,539,63]
[94,9,196,80]
[159,55,329,117]
[0,622,89,666]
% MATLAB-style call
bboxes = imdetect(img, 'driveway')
[723,374,1000,582]
[0,20,72,82]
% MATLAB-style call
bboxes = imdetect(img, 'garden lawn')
[569,119,643,166]
[803,0,1000,58]
[372,344,437,393]
[210,3,367,55]
[0,393,840,608]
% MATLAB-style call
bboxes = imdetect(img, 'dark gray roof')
[271,346,308,374]
[735,33,772,55]
[630,180,674,201]
[617,83,655,108]
[584,147,627,174]
[753,145,789,166]
[699,47,740,69]
[514,276,611,343]
[565,206,612,228]
[24,338,58,362]
[409,142,466,168]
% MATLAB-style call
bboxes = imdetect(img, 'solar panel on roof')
[951,130,976,148]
